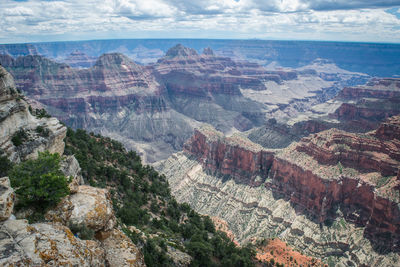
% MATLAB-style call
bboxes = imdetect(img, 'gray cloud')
[305,0,400,11]
[0,0,399,43]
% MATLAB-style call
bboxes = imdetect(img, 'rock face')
[334,78,400,125]
[0,177,15,221]
[46,185,116,232]
[0,219,105,266]
[0,44,363,162]
[101,229,145,267]
[63,50,97,68]
[183,126,274,186]
[158,117,400,266]
[60,155,85,193]
[0,65,67,163]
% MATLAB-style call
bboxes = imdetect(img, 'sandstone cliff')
[158,118,400,266]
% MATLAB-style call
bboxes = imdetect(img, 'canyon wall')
[159,118,400,266]
[0,44,350,162]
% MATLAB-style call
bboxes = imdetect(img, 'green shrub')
[35,126,50,137]
[0,155,13,177]
[9,151,70,212]
[69,223,95,240]
[11,129,28,147]
[34,108,51,119]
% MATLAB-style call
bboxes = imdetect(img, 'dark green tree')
[9,151,69,212]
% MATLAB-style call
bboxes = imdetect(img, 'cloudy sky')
[1,0,400,44]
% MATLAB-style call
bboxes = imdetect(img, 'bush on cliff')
[9,151,70,214]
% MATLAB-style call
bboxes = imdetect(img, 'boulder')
[46,185,115,232]
[100,229,145,267]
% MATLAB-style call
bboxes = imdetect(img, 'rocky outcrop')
[64,50,97,68]
[100,229,145,267]
[0,177,14,221]
[158,152,400,266]
[60,155,85,193]
[334,78,400,124]
[46,185,116,232]
[0,65,67,163]
[247,77,400,151]
[0,219,105,266]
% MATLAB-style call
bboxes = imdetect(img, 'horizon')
[2,37,400,46]
[1,1,400,44]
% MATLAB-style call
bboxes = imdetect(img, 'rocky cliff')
[0,66,66,163]
[158,117,400,266]
[0,67,145,266]
[0,44,363,162]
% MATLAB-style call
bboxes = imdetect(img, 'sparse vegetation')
[11,129,28,147]
[69,222,95,240]
[35,125,50,137]
[34,108,51,119]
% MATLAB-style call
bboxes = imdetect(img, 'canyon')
[158,113,400,266]
[0,44,366,163]
[157,77,400,266]
[1,40,400,266]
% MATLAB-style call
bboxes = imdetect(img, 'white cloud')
[0,0,399,43]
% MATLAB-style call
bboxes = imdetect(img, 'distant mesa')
[164,44,198,58]
[64,50,97,68]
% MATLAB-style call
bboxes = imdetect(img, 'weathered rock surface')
[167,246,192,267]
[0,65,67,163]
[0,219,105,266]
[0,66,145,266]
[159,151,400,266]
[60,155,85,193]
[46,185,115,232]
[183,125,274,186]
[0,177,15,221]
[63,50,97,68]
[100,229,146,267]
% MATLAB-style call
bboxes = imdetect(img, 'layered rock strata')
[159,119,400,266]
[247,78,400,151]
[0,66,66,163]
[0,44,359,162]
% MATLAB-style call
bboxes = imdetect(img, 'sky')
[1,0,400,44]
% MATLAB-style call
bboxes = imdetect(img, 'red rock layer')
[296,124,400,177]
[155,45,297,97]
[183,128,274,186]
[184,117,400,251]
